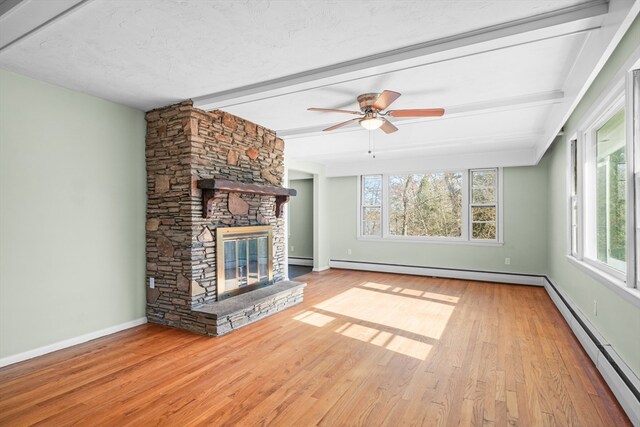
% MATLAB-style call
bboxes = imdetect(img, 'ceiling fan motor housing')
[357,93,381,112]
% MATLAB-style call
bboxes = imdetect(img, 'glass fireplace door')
[216,226,273,300]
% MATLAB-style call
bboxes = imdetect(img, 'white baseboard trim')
[312,265,330,272]
[0,317,148,368]
[289,257,313,266]
[329,260,545,286]
[543,277,640,426]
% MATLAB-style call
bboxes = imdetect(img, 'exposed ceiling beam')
[278,90,564,138]
[0,0,90,52]
[286,131,542,162]
[323,148,538,178]
[535,0,640,162]
[193,1,607,111]
[0,0,24,17]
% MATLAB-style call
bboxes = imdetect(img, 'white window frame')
[357,168,503,245]
[631,68,639,290]
[359,174,383,238]
[469,168,502,243]
[568,69,639,295]
[582,93,626,281]
[567,137,582,258]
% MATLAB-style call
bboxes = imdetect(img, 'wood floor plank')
[0,269,631,426]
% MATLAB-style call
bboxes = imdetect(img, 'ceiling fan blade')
[373,90,401,110]
[380,118,398,134]
[387,108,445,118]
[308,108,361,115]
[323,118,361,132]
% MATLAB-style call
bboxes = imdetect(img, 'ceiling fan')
[308,90,445,134]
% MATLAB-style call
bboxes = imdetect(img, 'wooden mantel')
[197,179,297,218]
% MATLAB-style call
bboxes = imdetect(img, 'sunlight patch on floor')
[337,323,432,360]
[338,323,379,342]
[400,288,423,297]
[361,281,460,303]
[293,310,335,327]
[292,284,455,361]
[361,282,392,291]
[385,335,432,360]
[314,287,454,340]
[421,291,459,303]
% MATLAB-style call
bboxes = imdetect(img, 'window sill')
[566,255,640,308]
[357,236,504,247]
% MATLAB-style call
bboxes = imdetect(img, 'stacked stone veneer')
[145,100,288,335]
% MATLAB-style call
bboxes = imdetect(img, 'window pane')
[388,172,462,237]
[472,170,496,188]
[471,170,496,204]
[362,207,381,236]
[570,139,578,256]
[571,139,578,196]
[472,222,496,240]
[595,109,626,272]
[472,188,495,204]
[362,175,382,206]
[571,197,578,255]
[472,206,496,222]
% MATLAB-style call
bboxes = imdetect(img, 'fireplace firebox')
[216,226,273,300]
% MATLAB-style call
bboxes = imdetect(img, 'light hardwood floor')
[0,269,630,426]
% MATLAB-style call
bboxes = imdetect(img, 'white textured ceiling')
[0,0,636,173]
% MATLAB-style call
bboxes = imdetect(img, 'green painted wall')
[546,15,640,376]
[287,160,331,270]
[0,69,147,359]
[328,164,549,274]
[288,179,314,259]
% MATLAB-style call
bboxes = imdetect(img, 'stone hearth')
[145,100,304,336]
[192,280,305,335]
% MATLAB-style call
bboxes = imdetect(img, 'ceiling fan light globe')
[360,117,383,130]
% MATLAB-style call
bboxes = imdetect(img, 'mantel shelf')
[197,179,297,218]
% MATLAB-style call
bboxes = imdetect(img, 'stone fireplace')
[145,100,305,336]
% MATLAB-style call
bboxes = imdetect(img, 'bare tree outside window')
[361,175,382,237]
[388,172,463,237]
[470,169,497,240]
[360,169,500,241]
[595,109,626,272]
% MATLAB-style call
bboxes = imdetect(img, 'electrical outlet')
[347,249,352,255]
[505,257,511,265]
[149,277,155,289]
[290,246,294,252]
[593,300,597,316]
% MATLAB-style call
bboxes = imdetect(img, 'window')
[583,102,627,277]
[594,109,626,272]
[570,139,579,256]
[470,169,498,240]
[388,172,462,238]
[569,70,639,291]
[361,174,382,237]
[359,169,500,243]
[634,69,640,289]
